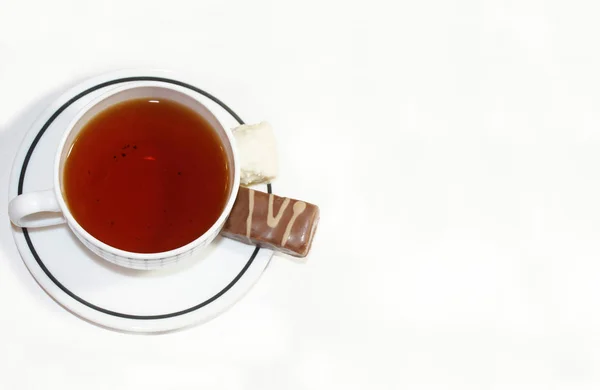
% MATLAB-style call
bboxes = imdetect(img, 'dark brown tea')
[63,98,230,253]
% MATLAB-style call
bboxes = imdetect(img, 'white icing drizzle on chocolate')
[244,191,308,249]
[245,189,255,244]
[281,201,307,246]
[267,194,290,228]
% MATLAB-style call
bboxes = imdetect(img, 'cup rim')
[53,81,241,260]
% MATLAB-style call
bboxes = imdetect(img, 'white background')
[2,0,600,388]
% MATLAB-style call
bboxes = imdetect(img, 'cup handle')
[8,189,66,228]
[221,187,320,257]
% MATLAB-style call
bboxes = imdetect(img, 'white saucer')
[8,69,273,333]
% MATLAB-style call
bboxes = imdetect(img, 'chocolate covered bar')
[221,187,320,257]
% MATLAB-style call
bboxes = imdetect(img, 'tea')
[63,98,230,253]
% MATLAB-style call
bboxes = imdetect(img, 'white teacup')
[8,83,240,270]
